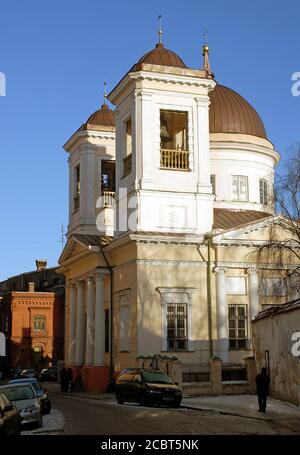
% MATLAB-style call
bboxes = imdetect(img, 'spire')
[157,14,163,46]
[103,80,107,105]
[202,28,214,78]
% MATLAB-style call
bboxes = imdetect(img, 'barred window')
[228,304,248,349]
[167,303,187,350]
[259,179,268,205]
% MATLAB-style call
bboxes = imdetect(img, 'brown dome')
[209,85,267,139]
[137,43,187,68]
[85,103,115,127]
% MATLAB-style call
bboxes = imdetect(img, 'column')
[93,272,105,366]
[68,284,76,364]
[248,268,260,348]
[85,276,95,365]
[195,96,211,192]
[215,267,228,362]
[75,281,85,365]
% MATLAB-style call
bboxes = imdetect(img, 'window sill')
[159,167,190,172]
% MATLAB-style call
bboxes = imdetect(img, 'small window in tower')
[73,164,80,212]
[160,110,189,170]
[259,179,268,205]
[123,118,132,177]
[210,174,216,194]
[101,160,115,207]
[232,175,248,201]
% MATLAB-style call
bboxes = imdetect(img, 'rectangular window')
[73,164,80,211]
[33,315,46,331]
[210,174,216,194]
[260,277,287,297]
[166,303,187,350]
[228,304,248,349]
[123,118,132,177]
[160,110,188,170]
[259,179,268,205]
[232,175,248,201]
[105,309,109,353]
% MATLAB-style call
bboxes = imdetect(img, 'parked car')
[0,383,42,429]
[115,369,182,408]
[19,369,38,379]
[39,367,58,382]
[9,378,51,415]
[0,393,21,436]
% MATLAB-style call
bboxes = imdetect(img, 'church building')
[58,32,298,392]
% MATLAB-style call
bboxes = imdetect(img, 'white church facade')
[58,36,298,391]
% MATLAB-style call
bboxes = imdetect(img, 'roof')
[253,298,300,322]
[213,208,271,231]
[135,43,187,69]
[81,103,115,131]
[209,85,267,139]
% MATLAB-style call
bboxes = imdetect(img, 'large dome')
[209,84,267,139]
[137,43,187,68]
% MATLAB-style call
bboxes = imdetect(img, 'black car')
[115,369,182,408]
[39,367,58,382]
[0,393,21,436]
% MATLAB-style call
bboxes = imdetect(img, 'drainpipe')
[100,249,114,381]
[204,234,214,358]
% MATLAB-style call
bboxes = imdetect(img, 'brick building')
[0,260,65,370]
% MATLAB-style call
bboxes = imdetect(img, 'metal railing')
[31,330,48,338]
[222,363,247,381]
[102,191,115,207]
[182,363,210,383]
[160,149,189,170]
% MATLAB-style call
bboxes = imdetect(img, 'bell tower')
[109,37,216,237]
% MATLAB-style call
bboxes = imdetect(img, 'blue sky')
[0,0,299,280]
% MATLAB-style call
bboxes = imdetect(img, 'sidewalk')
[181,394,300,421]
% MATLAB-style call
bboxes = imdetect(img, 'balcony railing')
[32,330,48,338]
[123,154,132,177]
[160,149,189,170]
[102,191,115,207]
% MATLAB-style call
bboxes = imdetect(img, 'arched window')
[33,315,46,332]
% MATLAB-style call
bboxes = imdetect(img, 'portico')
[66,268,110,391]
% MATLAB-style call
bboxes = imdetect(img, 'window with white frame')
[259,179,268,205]
[232,175,248,201]
[166,303,187,350]
[228,304,248,349]
[260,277,287,297]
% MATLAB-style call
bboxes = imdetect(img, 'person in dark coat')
[66,368,73,393]
[60,367,68,392]
[256,367,270,412]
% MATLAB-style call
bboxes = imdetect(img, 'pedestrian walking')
[256,367,270,413]
[61,367,68,392]
[66,368,73,393]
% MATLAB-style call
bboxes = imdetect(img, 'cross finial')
[103,80,107,105]
[158,14,163,44]
[203,27,208,45]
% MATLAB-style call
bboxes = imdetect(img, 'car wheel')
[116,393,124,405]
[140,394,151,407]
[172,401,181,408]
